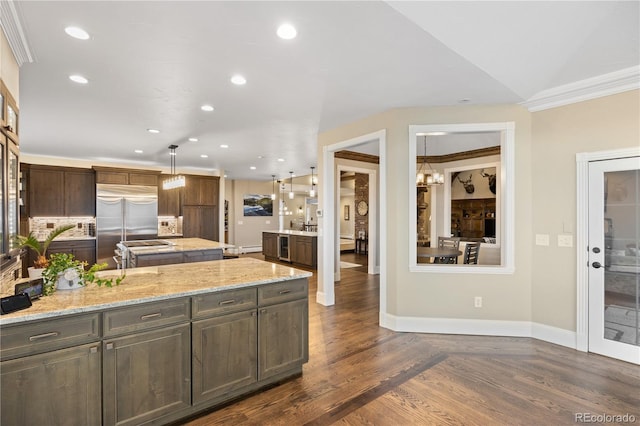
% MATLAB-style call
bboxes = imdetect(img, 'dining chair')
[435,236,461,264]
[463,241,481,264]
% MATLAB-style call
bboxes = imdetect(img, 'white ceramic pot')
[55,268,84,291]
[28,267,44,278]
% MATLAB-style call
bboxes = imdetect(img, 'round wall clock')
[357,200,368,216]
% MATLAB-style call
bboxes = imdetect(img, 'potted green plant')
[14,224,76,277]
[42,252,126,295]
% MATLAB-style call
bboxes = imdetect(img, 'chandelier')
[416,136,444,186]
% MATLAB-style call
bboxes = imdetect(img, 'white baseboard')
[230,245,262,254]
[316,291,333,306]
[380,313,577,349]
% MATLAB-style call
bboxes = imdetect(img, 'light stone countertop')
[262,230,318,237]
[0,257,311,326]
[128,237,233,254]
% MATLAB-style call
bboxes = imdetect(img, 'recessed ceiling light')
[250,166,256,170]
[201,104,214,112]
[134,149,143,154]
[220,144,229,149]
[277,23,297,40]
[65,26,90,40]
[458,98,471,104]
[200,154,208,158]
[277,158,285,162]
[231,74,247,85]
[147,128,160,134]
[188,137,198,142]
[69,74,88,84]
[257,155,264,159]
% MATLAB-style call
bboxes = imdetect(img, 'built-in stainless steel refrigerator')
[96,184,158,269]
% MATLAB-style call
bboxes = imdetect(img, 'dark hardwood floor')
[184,256,640,426]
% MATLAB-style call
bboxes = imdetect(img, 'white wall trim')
[0,0,34,65]
[575,147,640,352]
[381,313,577,349]
[319,129,387,311]
[408,122,515,274]
[522,66,640,112]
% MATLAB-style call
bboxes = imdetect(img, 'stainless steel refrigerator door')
[97,197,124,269]
[124,197,158,241]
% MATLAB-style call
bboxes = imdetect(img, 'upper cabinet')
[93,166,160,186]
[25,164,95,217]
[182,175,218,206]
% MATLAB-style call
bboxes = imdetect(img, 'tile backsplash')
[29,217,96,240]
[158,216,183,236]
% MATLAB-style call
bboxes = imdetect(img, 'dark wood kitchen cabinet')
[47,239,96,266]
[290,235,317,268]
[183,175,218,206]
[25,164,95,217]
[0,343,102,426]
[102,299,191,426]
[93,166,160,186]
[0,313,102,426]
[192,308,258,404]
[183,205,218,241]
[158,184,181,216]
[262,232,278,259]
[257,280,309,381]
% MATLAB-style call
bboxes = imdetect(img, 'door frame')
[575,147,640,353]
[317,130,386,311]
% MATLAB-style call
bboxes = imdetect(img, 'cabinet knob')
[106,342,114,350]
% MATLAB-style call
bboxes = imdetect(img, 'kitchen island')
[0,258,310,426]
[125,237,232,268]
[262,230,318,269]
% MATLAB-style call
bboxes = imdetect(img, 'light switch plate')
[535,234,549,246]
[237,220,243,225]
[558,234,573,247]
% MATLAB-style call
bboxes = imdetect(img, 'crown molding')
[522,66,640,112]
[0,0,34,66]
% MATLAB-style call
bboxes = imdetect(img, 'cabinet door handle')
[106,342,114,350]
[219,299,236,306]
[29,331,59,341]
[278,289,291,295]
[260,309,267,314]
[140,312,162,320]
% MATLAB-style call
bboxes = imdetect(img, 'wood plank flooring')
[183,258,640,426]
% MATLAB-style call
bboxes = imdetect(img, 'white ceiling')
[8,1,639,181]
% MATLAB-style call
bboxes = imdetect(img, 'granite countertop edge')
[0,258,311,326]
[262,230,318,237]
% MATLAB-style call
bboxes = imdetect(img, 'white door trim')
[318,130,387,316]
[575,147,640,352]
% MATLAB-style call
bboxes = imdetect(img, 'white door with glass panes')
[588,156,639,364]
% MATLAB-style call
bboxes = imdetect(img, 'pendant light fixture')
[309,166,316,197]
[271,175,276,200]
[417,136,444,186]
[288,171,294,199]
[163,144,186,190]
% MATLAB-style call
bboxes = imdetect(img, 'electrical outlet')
[558,234,573,247]
[474,296,482,308]
[535,234,549,246]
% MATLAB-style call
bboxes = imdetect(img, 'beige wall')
[0,28,20,104]
[228,179,278,249]
[319,104,534,321]
[318,91,639,334]
[530,90,640,330]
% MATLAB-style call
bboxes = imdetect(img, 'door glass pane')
[603,170,639,346]
[0,143,4,254]
[8,149,18,250]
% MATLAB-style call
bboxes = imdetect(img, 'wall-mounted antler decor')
[456,173,475,194]
[480,169,497,194]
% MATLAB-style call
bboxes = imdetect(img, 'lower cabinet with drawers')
[0,279,308,426]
